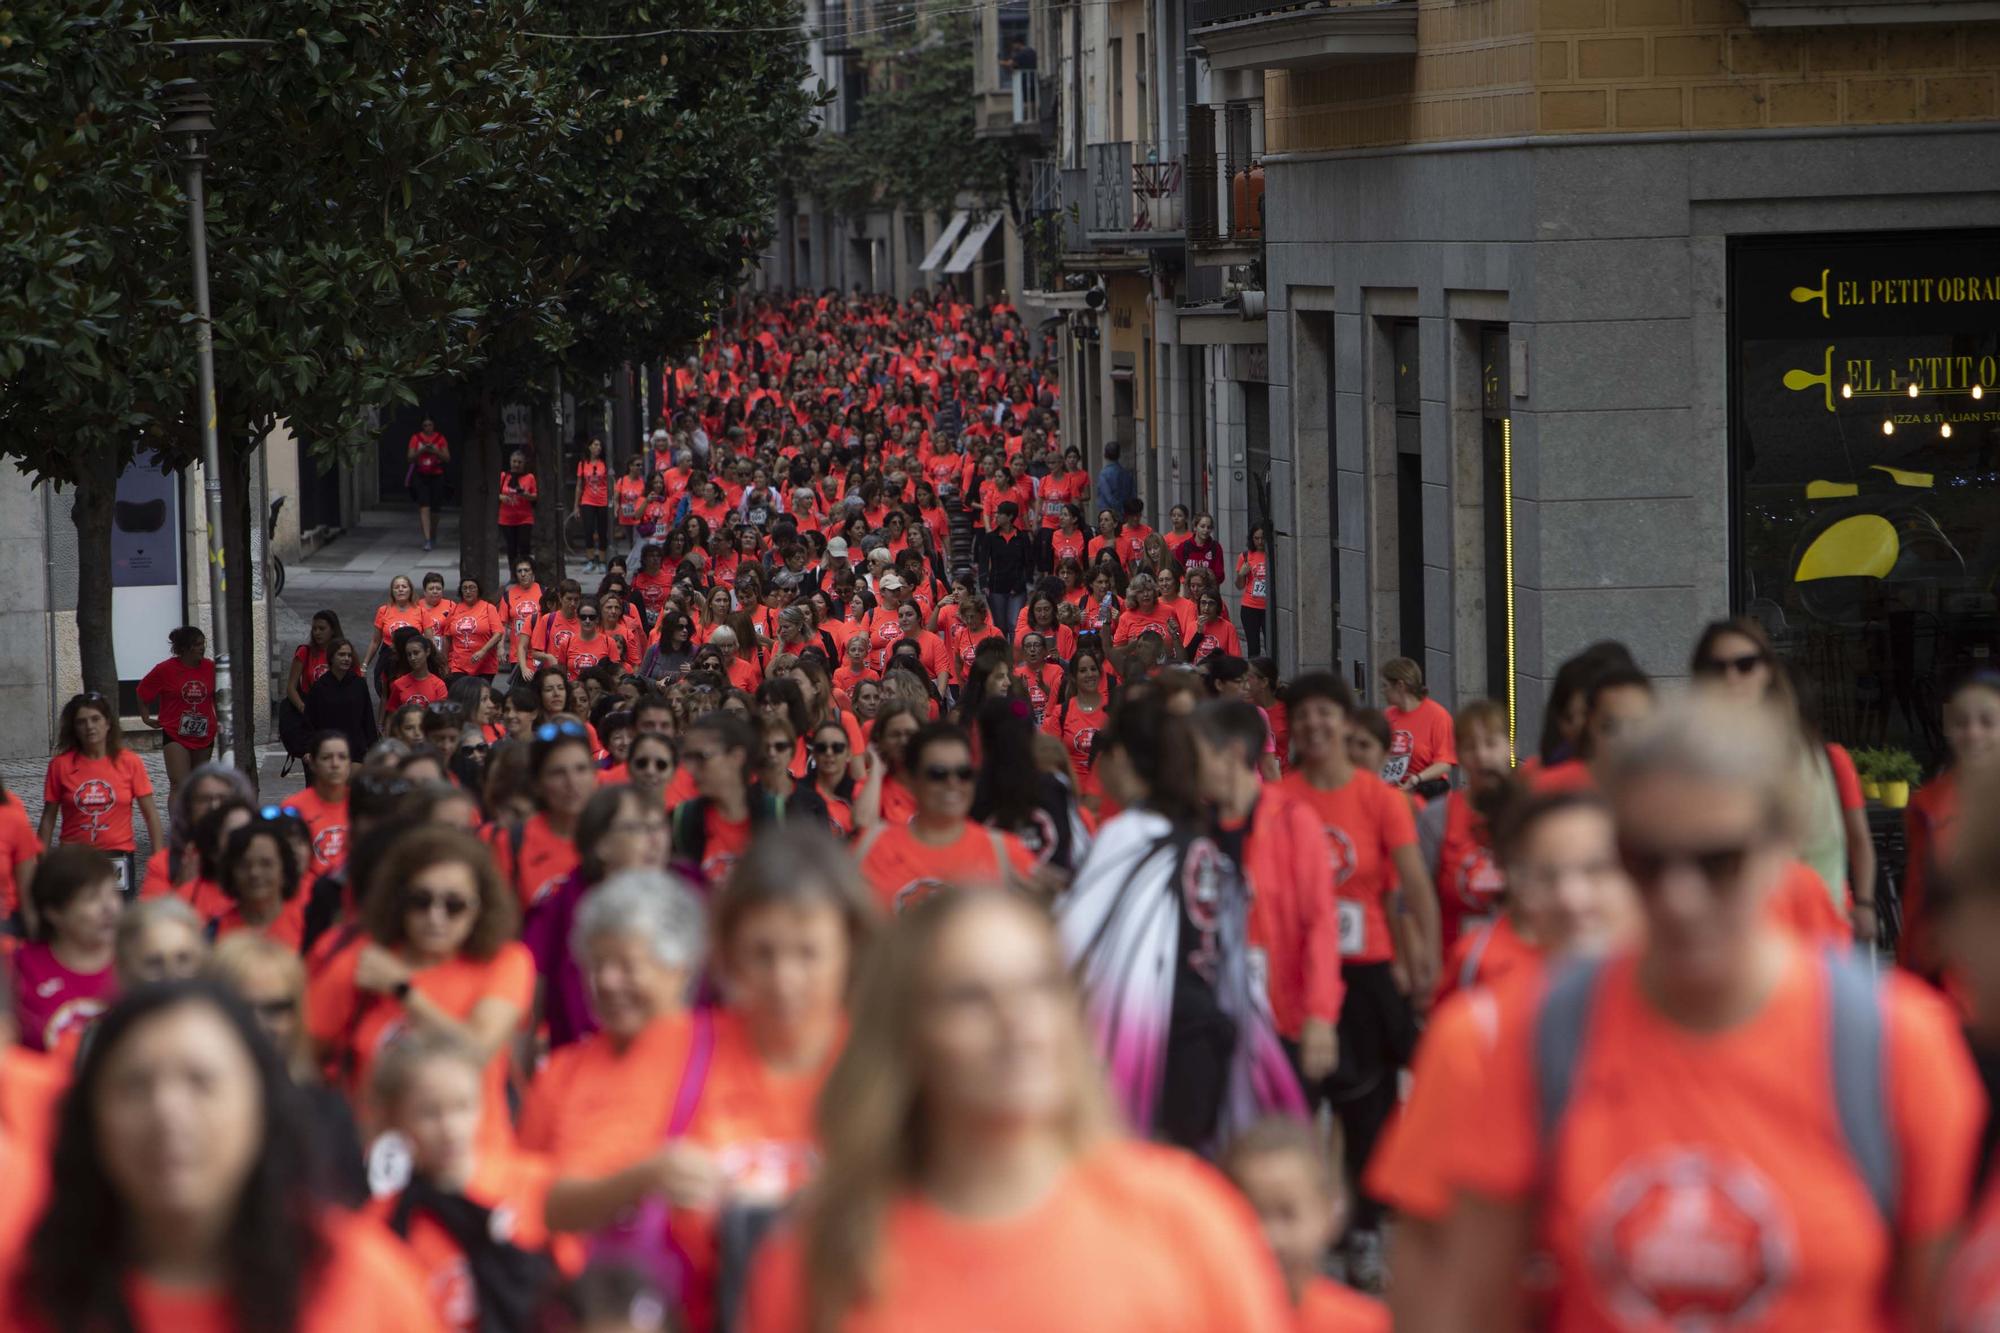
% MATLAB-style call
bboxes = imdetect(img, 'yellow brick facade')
[1264,0,2000,152]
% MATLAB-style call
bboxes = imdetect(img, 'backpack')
[387,1178,559,1333]
[1533,949,1895,1222]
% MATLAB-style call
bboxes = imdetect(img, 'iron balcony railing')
[1084,140,1183,240]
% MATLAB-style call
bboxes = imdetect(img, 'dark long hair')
[1100,692,1203,824]
[971,696,1043,831]
[23,980,326,1332]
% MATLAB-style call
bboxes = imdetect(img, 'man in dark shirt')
[976,500,1033,636]
[1097,442,1136,516]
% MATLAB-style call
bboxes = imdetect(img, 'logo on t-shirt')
[1180,838,1227,985]
[178,679,209,705]
[1450,846,1505,912]
[312,823,348,868]
[74,777,116,819]
[1585,1148,1796,1326]
[1382,730,1414,785]
[1320,824,1357,887]
[43,997,108,1053]
[892,876,950,913]
[1070,727,1098,765]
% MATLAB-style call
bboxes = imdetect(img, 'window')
[1730,230,2000,764]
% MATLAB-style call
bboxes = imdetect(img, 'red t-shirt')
[1276,769,1416,965]
[409,430,450,476]
[445,600,506,676]
[613,475,646,525]
[1381,697,1456,787]
[374,602,423,647]
[1044,696,1109,798]
[486,813,579,909]
[1238,551,1269,610]
[575,459,609,508]
[0,797,42,918]
[498,471,538,526]
[387,671,449,711]
[283,786,350,880]
[43,750,152,852]
[1432,789,1503,957]
[137,657,217,749]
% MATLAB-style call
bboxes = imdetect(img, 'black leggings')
[579,504,609,549]
[1241,606,1267,659]
[503,524,533,564]
[1323,961,1418,1232]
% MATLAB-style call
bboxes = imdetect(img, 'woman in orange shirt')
[1445,695,1983,1333]
[746,888,1295,1333]
[209,819,307,949]
[444,576,508,683]
[545,828,874,1333]
[488,721,596,910]
[308,826,531,1152]
[1901,671,2000,972]
[573,435,612,574]
[4,979,440,1333]
[1938,756,2000,1326]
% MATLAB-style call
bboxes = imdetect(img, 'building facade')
[1089,0,2000,764]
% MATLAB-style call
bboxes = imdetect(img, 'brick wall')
[1266,0,2000,151]
[1266,0,1536,151]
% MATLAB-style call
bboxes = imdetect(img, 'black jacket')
[977,526,1033,596]
[302,670,378,755]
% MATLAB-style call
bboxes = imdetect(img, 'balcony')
[1083,141,1184,247]
[1185,106,1263,264]
[1741,0,2000,23]
[1192,0,1415,74]
[975,69,1054,139]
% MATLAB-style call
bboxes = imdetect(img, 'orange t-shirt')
[1,1209,442,1333]
[210,895,308,951]
[284,786,351,880]
[1364,976,1532,1223]
[1455,949,1982,1332]
[858,820,1033,913]
[444,600,506,677]
[369,1150,560,1330]
[1380,697,1455,788]
[387,671,449,712]
[43,749,153,852]
[674,1008,844,1333]
[0,1046,65,1257]
[1941,1161,2000,1328]
[486,813,579,909]
[519,1012,695,1177]
[0,797,42,916]
[1275,770,1416,966]
[1298,1276,1390,1333]
[375,602,425,648]
[1437,914,1540,1005]
[1767,858,1850,947]
[744,1140,1296,1333]
[307,939,535,1151]
[1044,697,1109,798]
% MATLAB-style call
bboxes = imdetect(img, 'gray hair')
[116,897,205,965]
[571,869,707,971]
[171,761,256,842]
[1597,695,1805,840]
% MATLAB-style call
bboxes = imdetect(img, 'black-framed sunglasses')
[922,763,976,784]
[1616,834,1761,892]
[406,889,474,918]
[812,740,850,756]
[629,756,674,773]
[1695,652,1765,678]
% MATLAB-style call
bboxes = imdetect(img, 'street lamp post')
[160,39,270,771]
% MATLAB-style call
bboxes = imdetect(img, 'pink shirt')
[11,942,115,1055]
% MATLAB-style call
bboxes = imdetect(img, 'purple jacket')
[522,866,597,1049]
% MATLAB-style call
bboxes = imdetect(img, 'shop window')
[1730,231,2000,764]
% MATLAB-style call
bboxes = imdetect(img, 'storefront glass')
[1731,230,2000,766]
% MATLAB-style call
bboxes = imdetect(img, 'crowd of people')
[3,286,1998,1333]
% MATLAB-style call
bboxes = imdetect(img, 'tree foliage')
[804,12,1019,222]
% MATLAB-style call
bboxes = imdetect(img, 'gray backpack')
[1533,949,1895,1222]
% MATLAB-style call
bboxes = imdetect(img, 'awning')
[943,213,1003,274]
[918,212,970,272]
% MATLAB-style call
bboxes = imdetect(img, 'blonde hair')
[207,932,312,1079]
[796,890,1112,1332]
[369,1028,482,1113]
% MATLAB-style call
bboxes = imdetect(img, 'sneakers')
[422,539,434,552]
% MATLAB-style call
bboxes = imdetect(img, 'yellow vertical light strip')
[1501,415,1518,762]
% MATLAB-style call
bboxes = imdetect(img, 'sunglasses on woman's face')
[1697,652,1764,677]
[922,763,976,784]
[813,740,849,756]
[406,889,474,918]
[629,756,673,773]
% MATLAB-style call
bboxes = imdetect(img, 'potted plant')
[1851,747,1884,802]
[1877,749,1921,809]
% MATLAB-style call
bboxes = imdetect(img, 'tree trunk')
[612,361,638,469]
[218,442,259,787]
[531,391,565,585]
[460,382,501,591]
[71,467,118,702]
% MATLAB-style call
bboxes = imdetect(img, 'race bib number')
[1337,900,1366,956]
[1252,571,1267,597]
[1380,753,1410,784]
[177,713,211,739]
